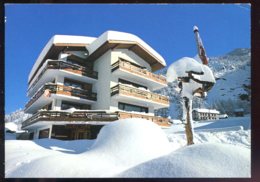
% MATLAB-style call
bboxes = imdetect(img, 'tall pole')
[193,26,208,65]
[183,26,209,145]
[184,97,194,145]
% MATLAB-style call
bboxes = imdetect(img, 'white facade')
[92,50,112,110]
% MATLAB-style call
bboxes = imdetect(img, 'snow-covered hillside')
[5,109,31,130]
[156,48,251,118]
[5,117,250,178]
[206,49,251,114]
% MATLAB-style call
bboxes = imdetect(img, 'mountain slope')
[5,109,32,130]
[156,48,251,118]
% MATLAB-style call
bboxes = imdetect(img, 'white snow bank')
[91,118,172,166]
[117,143,250,177]
[195,116,251,130]
[5,122,18,132]
[5,122,18,140]
[164,116,251,150]
[167,129,251,151]
[5,117,250,178]
[5,118,172,177]
[166,57,215,83]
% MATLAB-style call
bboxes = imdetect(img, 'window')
[66,59,82,67]
[29,132,34,140]
[118,102,148,113]
[39,128,49,139]
[61,101,91,110]
[119,58,147,69]
[118,78,147,90]
[64,78,85,90]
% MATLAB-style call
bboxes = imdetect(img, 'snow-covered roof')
[86,30,166,71]
[28,35,96,82]
[166,57,216,83]
[193,108,220,114]
[29,31,166,83]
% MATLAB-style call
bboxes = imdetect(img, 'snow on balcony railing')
[117,111,170,127]
[25,84,97,109]
[28,60,98,94]
[111,84,169,105]
[111,59,167,85]
[22,110,171,129]
[22,110,118,128]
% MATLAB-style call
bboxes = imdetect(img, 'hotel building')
[22,31,170,140]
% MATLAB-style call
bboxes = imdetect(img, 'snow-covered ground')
[164,116,250,151]
[5,116,251,178]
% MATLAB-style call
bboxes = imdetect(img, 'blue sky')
[5,4,250,114]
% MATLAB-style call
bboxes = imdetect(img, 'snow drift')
[5,117,250,178]
[117,143,250,177]
[5,118,172,177]
[5,122,19,132]
[91,118,172,166]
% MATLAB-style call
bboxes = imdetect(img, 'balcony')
[28,60,98,96]
[111,84,169,109]
[22,110,118,129]
[117,111,171,127]
[25,84,97,112]
[111,59,167,90]
[22,110,171,129]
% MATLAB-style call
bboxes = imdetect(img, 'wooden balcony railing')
[25,84,97,109]
[111,59,167,85]
[28,60,98,93]
[117,111,170,127]
[22,110,118,128]
[111,84,169,105]
[22,110,171,128]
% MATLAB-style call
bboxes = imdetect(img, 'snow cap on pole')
[166,57,215,83]
[193,26,199,32]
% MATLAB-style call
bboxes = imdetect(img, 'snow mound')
[118,143,250,177]
[5,118,173,177]
[5,122,18,132]
[91,118,172,166]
